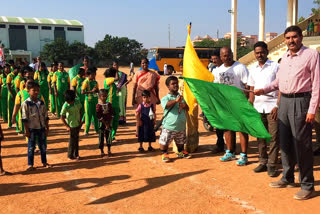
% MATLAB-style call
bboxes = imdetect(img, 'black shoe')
[313,147,320,156]
[268,166,278,177]
[253,164,267,173]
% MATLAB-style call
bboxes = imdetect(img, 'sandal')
[138,147,145,153]
[148,146,156,152]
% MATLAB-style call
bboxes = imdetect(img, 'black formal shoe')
[267,166,278,177]
[313,147,320,156]
[253,164,267,173]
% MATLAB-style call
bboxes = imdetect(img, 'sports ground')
[0,67,319,214]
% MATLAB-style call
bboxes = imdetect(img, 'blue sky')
[1,0,316,49]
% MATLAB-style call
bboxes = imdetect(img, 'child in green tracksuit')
[0,64,11,123]
[12,67,24,133]
[34,62,49,110]
[72,67,85,118]
[7,66,20,128]
[103,67,119,141]
[81,68,99,135]
[48,62,58,114]
[52,62,70,118]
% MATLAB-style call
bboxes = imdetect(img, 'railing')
[239,14,319,65]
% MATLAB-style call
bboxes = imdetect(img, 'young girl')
[48,62,58,114]
[136,90,156,152]
[96,89,113,157]
[34,62,49,109]
[82,68,99,135]
[103,67,119,140]
[53,62,70,118]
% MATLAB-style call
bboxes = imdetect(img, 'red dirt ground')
[0,67,319,214]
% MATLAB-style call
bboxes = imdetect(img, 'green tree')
[312,0,320,15]
[41,38,70,62]
[94,34,144,64]
[193,39,216,48]
[298,16,305,23]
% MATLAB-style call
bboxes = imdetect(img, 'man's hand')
[306,113,315,123]
[11,118,16,125]
[25,130,30,138]
[55,92,58,97]
[66,126,71,131]
[270,107,278,120]
[132,99,137,106]
[156,98,160,105]
[254,89,265,96]
[138,120,143,127]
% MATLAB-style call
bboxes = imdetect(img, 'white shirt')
[213,61,248,89]
[164,64,168,75]
[247,59,279,114]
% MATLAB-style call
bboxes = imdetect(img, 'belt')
[281,92,311,98]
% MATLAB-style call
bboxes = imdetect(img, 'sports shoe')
[236,153,248,166]
[294,189,314,200]
[267,166,278,177]
[162,153,170,162]
[253,164,267,173]
[176,151,191,159]
[269,180,296,188]
[220,150,235,162]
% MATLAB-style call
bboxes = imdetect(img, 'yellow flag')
[183,25,214,116]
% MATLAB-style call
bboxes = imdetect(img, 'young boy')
[136,90,156,152]
[61,90,82,160]
[6,66,20,128]
[72,67,86,117]
[21,82,51,171]
[159,76,191,162]
[48,62,58,114]
[96,89,113,157]
[81,68,99,135]
[103,67,119,140]
[52,62,70,118]
[34,62,49,110]
[0,123,8,176]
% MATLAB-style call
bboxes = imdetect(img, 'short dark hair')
[99,89,108,95]
[142,90,150,97]
[4,64,11,69]
[64,90,76,102]
[78,67,85,75]
[51,61,58,67]
[284,25,302,37]
[40,62,46,68]
[104,67,117,78]
[211,51,220,58]
[8,60,14,65]
[82,56,89,61]
[58,62,64,66]
[27,82,40,90]
[86,67,97,76]
[254,41,268,51]
[112,60,119,65]
[165,75,178,86]
[141,57,149,63]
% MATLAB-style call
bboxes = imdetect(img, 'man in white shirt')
[248,41,280,177]
[163,62,168,75]
[215,47,249,166]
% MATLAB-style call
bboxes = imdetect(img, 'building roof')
[0,16,83,26]
[203,34,212,39]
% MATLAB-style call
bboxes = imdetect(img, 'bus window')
[147,49,157,60]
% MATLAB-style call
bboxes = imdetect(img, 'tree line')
[40,35,148,66]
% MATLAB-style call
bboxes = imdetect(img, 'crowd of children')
[0,57,191,175]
